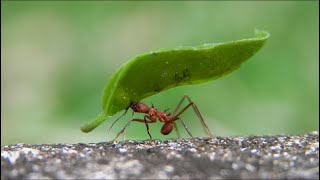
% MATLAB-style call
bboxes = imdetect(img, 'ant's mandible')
[108,95,214,141]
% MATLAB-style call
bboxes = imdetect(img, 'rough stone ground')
[1,132,319,179]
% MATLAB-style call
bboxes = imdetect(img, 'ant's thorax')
[148,108,157,116]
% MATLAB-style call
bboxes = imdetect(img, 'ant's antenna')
[108,107,130,134]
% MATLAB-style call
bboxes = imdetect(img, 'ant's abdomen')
[161,123,173,135]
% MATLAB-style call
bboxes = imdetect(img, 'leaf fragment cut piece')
[81,30,270,133]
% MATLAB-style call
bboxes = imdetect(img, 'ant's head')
[130,102,149,113]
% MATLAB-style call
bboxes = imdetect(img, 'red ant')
[108,95,214,141]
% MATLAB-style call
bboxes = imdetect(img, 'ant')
[108,95,214,141]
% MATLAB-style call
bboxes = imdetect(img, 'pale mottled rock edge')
[1,132,319,179]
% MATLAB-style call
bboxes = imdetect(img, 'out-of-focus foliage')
[1,1,318,145]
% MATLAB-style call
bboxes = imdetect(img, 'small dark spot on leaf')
[173,72,183,83]
[173,68,191,83]
[183,69,191,79]
[152,84,161,92]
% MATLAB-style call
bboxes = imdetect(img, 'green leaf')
[81,30,270,133]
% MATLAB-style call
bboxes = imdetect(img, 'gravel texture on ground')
[1,132,319,179]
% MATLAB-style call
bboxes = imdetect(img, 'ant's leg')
[112,109,134,141]
[171,95,189,116]
[108,108,130,134]
[132,119,154,123]
[123,117,154,141]
[132,117,155,140]
[113,118,155,141]
[173,122,181,138]
[112,119,132,142]
[173,96,214,138]
[144,116,152,140]
[178,117,194,139]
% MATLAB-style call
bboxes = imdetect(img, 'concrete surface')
[1,132,319,179]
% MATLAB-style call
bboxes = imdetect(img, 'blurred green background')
[1,1,318,146]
